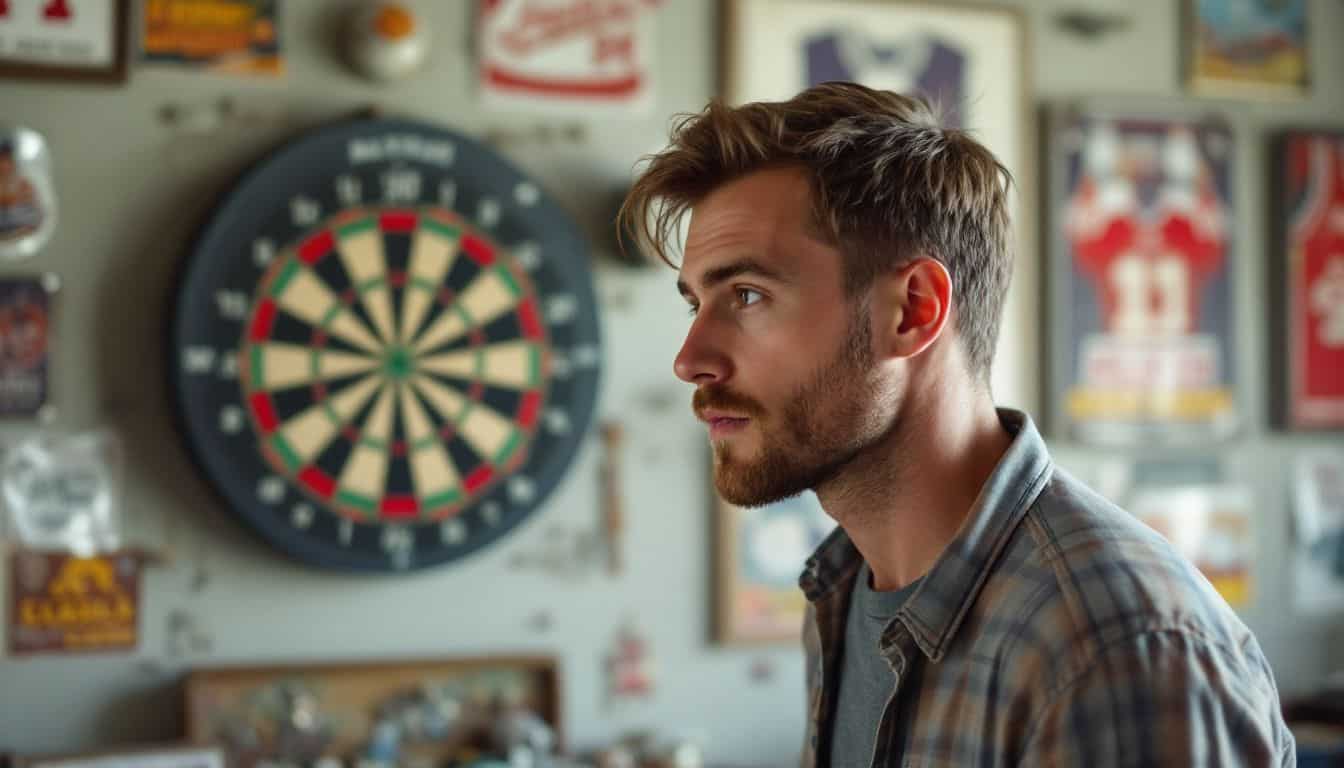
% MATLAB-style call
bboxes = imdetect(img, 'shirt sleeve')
[1018,629,1295,768]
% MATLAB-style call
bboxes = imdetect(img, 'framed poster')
[1047,108,1239,446]
[12,745,224,768]
[1292,450,1344,616]
[141,0,281,76]
[477,0,657,114]
[713,489,835,644]
[1185,0,1309,97]
[1278,131,1344,430]
[720,0,1033,409]
[0,0,128,82]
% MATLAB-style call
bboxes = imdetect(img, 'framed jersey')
[1278,131,1344,430]
[1047,107,1240,446]
[170,117,602,572]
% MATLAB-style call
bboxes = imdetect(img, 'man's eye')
[737,288,763,306]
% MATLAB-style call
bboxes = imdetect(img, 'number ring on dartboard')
[170,118,602,573]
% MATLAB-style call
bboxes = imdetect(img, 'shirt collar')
[799,408,1054,662]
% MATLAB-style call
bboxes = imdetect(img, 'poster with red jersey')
[1048,109,1239,445]
[1281,132,1344,429]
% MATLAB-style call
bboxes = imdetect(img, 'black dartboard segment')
[171,118,602,572]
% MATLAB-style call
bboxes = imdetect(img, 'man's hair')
[619,81,1014,384]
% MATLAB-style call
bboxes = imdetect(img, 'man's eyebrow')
[675,258,788,300]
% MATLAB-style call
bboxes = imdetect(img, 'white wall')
[1,1,1341,764]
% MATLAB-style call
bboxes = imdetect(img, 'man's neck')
[815,379,1012,592]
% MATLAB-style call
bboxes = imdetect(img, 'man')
[620,83,1293,767]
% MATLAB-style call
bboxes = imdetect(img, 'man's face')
[675,167,888,507]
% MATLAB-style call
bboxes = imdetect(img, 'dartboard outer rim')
[168,116,603,573]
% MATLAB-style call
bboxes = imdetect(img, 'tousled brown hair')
[619,81,1013,384]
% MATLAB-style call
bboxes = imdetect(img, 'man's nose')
[674,314,731,385]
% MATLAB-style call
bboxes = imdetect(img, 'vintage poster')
[1187,0,1308,96]
[1292,451,1344,616]
[0,0,126,82]
[1049,110,1238,445]
[8,549,141,655]
[141,0,281,76]
[477,0,657,114]
[714,489,835,644]
[1280,132,1344,429]
[0,276,51,417]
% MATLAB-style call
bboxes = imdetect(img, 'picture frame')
[11,744,225,768]
[1274,130,1344,430]
[713,487,835,645]
[1183,0,1309,97]
[718,0,1036,410]
[0,0,129,83]
[1045,105,1241,446]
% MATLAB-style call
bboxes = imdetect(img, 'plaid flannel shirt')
[800,410,1294,767]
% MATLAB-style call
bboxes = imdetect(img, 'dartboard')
[171,118,601,572]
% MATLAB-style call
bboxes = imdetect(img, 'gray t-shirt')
[830,562,923,768]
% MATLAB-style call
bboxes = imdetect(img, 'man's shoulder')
[974,467,1266,689]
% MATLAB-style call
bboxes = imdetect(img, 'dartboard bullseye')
[171,119,601,572]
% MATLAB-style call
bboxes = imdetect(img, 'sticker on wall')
[7,548,142,655]
[1048,109,1239,446]
[1292,451,1344,616]
[1279,132,1344,430]
[1,429,124,556]
[141,0,283,76]
[345,1,429,82]
[0,127,58,260]
[0,274,57,418]
[606,616,655,701]
[477,0,658,115]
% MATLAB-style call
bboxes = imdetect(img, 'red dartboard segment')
[462,234,495,266]
[516,391,542,428]
[299,466,337,499]
[517,299,544,339]
[299,230,335,264]
[249,299,278,341]
[464,465,495,493]
[249,392,279,433]
[380,495,420,519]
[380,211,417,233]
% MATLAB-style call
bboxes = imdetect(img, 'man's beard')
[696,311,881,507]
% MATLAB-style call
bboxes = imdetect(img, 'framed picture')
[12,744,224,768]
[713,489,835,645]
[0,0,129,83]
[1276,131,1344,430]
[140,0,283,77]
[1046,106,1240,446]
[719,0,1035,409]
[1184,0,1309,97]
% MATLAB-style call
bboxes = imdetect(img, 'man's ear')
[877,257,952,360]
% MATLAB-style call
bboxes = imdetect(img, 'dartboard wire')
[332,379,398,518]
[399,213,464,345]
[263,371,385,484]
[411,373,527,471]
[410,246,527,355]
[395,377,466,515]
[244,340,380,392]
[333,214,398,345]
[262,254,384,355]
[417,338,544,392]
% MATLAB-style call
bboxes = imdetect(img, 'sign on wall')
[8,549,141,655]
[1048,109,1239,446]
[0,0,127,82]
[477,0,657,114]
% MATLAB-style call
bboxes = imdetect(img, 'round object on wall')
[170,117,602,572]
[347,2,430,82]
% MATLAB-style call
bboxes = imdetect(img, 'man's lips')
[697,409,751,437]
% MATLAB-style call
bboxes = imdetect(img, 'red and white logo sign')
[478,0,658,113]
